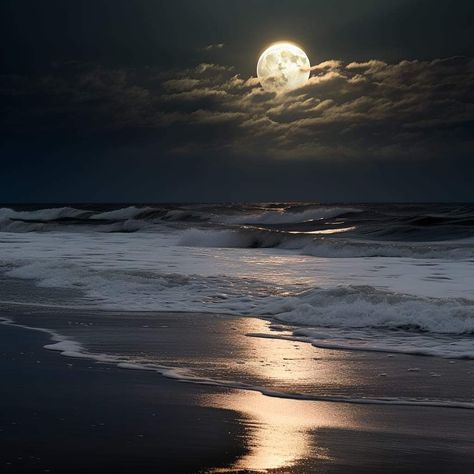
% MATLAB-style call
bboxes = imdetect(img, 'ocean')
[0,203,473,377]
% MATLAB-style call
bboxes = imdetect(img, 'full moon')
[257,42,310,93]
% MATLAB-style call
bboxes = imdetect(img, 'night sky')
[1,0,473,202]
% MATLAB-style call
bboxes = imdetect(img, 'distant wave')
[0,206,87,221]
[91,206,156,220]
[1,203,474,259]
[179,227,474,259]
[0,206,156,233]
[224,206,361,225]
[178,227,283,248]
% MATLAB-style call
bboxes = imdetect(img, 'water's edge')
[2,309,473,411]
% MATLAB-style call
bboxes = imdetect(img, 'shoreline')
[1,304,473,410]
[0,305,474,410]
[2,312,474,473]
[0,322,247,473]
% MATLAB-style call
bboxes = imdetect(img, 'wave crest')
[179,227,474,259]
[262,285,474,335]
[224,207,360,225]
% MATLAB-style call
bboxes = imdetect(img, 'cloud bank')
[1,56,473,161]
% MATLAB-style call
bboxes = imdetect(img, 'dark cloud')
[5,56,471,163]
[200,43,225,52]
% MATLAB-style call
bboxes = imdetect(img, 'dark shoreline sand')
[1,308,474,473]
[0,323,247,473]
[6,306,474,407]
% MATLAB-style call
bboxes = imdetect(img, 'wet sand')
[7,307,474,406]
[0,324,246,473]
[1,307,474,473]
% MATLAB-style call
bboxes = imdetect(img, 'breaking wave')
[1,202,474,248]
[179,227,474,259]
[4,257,474,339]
[0,206,85,222]
[261,285,474,335]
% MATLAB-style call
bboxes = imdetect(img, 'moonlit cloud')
[154,56,474,159]
[1,57,473,162]
[200,43,225,51]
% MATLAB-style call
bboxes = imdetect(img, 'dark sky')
[1,0,473,202]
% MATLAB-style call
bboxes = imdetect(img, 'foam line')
[247,332,474,360]
[1,317,473,411]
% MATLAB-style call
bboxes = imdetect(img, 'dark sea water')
[0,202,473,361]
[2,202,474,245]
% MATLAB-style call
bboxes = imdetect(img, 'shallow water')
[3,308,473,409]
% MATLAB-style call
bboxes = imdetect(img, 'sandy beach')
[1,305,473,473]
[0,322,246,473]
